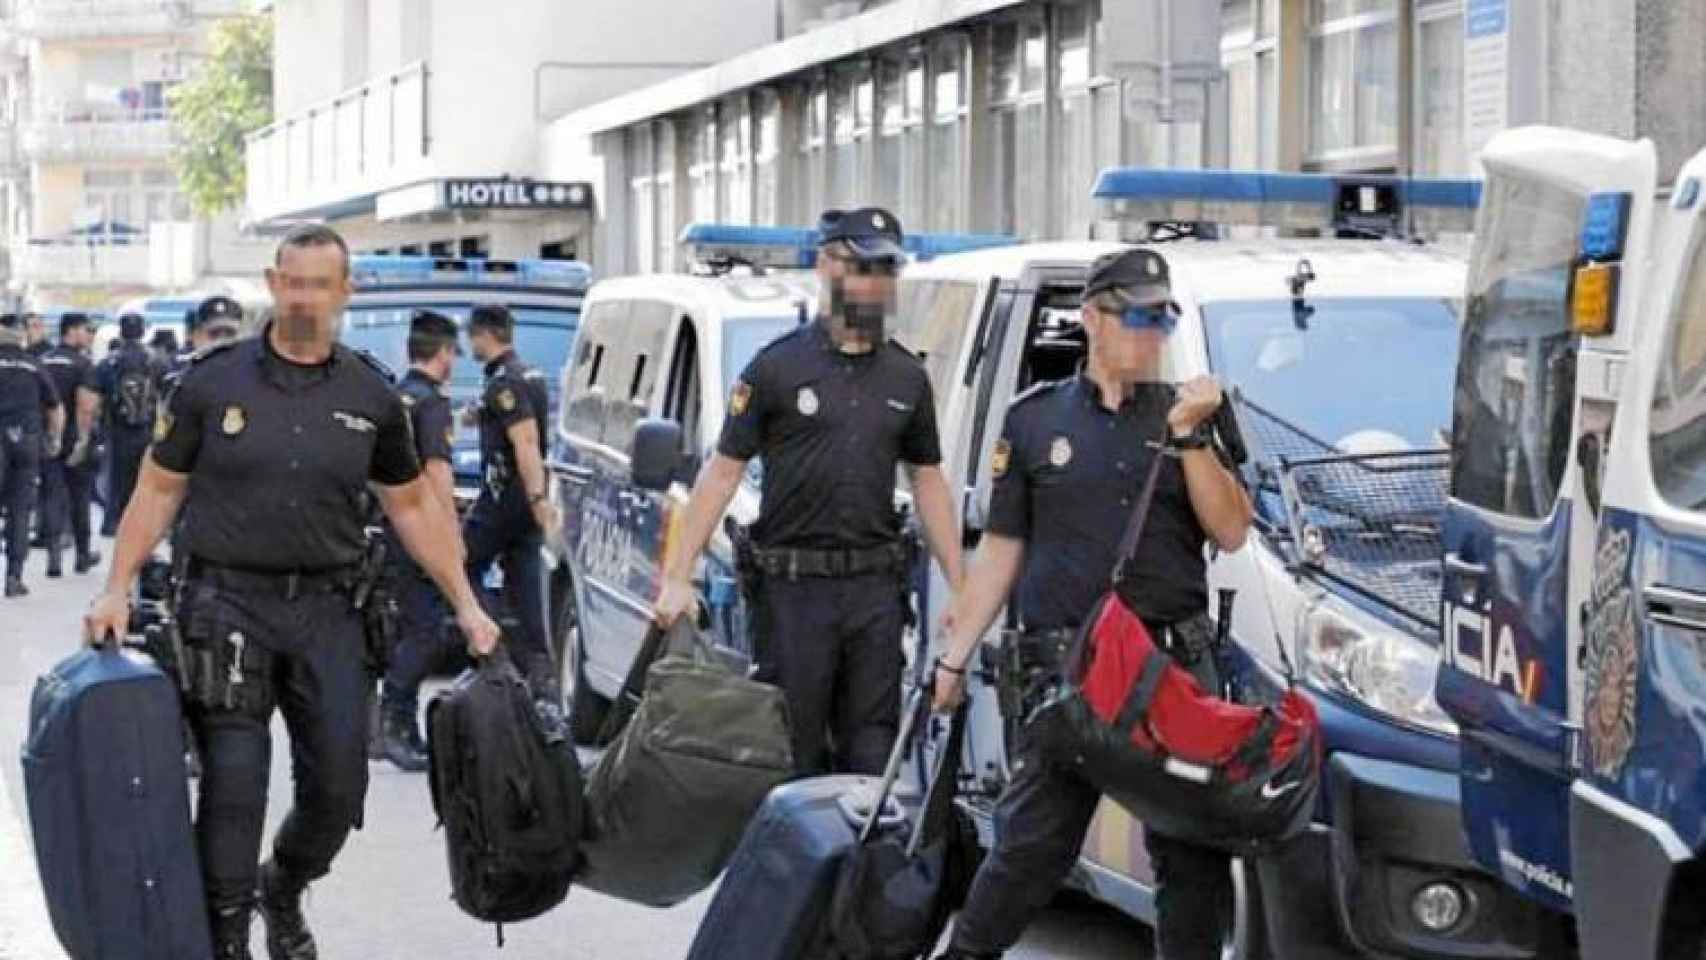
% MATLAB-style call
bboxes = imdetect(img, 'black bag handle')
[857,685,929,844]
[907,699,969,858]
[597,619,686,745]
[1111,650,1171,738]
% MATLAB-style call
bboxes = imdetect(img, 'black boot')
[74,550,101,574]
[210,905,255,960]
[257,860,316,960]
[4,577,26,598]
[45,552,62,578]
[381,703,428,772]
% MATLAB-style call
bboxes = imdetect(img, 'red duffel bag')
[1026,425,1322,855]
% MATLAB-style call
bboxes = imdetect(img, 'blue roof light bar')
[678,223,1017,270]
[350,255,592,290]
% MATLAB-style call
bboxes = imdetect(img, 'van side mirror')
[631,418,685,492]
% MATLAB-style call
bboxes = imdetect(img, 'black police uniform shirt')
[39,344,96,449]
[0,344,58,432]
[477,350,548,494]
[97,341,158,429]
[988,375,1212,627]
[718,321,942,550]
[150,329,421,572]
[399,368,454,466]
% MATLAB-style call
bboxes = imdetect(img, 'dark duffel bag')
[22,641,213,960]
[426,648,584,934]
[827,690,980,960]
[577,620,793,907]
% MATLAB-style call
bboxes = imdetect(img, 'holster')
[179,626,273,715]
[726,517,762,603]
[362,590,400,678]
[992,627,1077,722]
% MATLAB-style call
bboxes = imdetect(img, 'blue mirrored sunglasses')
[1118,304,1179,334]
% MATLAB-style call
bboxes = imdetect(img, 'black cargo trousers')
[949,613,1233,960]
[175,564,371,916]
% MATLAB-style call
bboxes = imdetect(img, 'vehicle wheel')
[1223,857,1272,960]
[554,577,609,745]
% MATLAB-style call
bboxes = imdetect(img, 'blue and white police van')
[1434,126,1706,960]
[548,225,1014,744]
[338,254,591,506]
[881,169,1560,958]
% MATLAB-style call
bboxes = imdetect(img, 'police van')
[548,225,1014,743]
[892,171,1555,958]
[1433,127,1706,959]
[337,255,591,505]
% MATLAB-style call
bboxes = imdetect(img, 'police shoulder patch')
[152,407,173,444]
[497,387,517,412]
[729,379,753,416]
[991,438,1012,479]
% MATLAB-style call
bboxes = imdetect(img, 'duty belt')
[185,557,358,600]
[753,543,908,580]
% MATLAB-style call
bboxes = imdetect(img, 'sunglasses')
[1117,304,1179,334]
[822,249,901,277]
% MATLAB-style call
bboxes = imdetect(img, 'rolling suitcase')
[21,641,213,960]
[685,689,928,960]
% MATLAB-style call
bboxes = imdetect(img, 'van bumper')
[1258,751,1551,959]
[1570,780,1686,960]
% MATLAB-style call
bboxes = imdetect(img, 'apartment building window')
[829,64,872,207]
[83,169,134,230]
[799,79,830,222]
[1415,0,1466,175]
[142,168,181,224]
[1308,0,1400,166]
[1222,0,1280,170]
[929,37,967,233]
[754,88,782,226]
[718,95,753,226]
[688,105,717,225]
[875,50,925,229]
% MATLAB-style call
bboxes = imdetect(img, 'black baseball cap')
[1084,248,1178,311]
[119,312,146,340]
[817,207,906,263]
[193,295,243,334]
[59,312,90,335]
[411,309,462,355]
[0,313,20,330]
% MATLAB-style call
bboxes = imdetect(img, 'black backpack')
[426,651,584,938]
[112,350,155,429]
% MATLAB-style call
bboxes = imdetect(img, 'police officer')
[929,249,1254,960]
[163,296,246,385]
[96,312,160,536]
[37,312,102,578]
[150,328,181,364]
[24,312,48,357]
[0,313,62,597]
[463,304,557,694]
[83,224,500,960]
[655,207,965,776]
[377,309,465,771]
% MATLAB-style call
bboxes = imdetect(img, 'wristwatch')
[1167,423,1213,451]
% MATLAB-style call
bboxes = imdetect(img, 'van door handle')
[552,461,593,485]
[1444,553,1488,580]
[1645,585,1706,633]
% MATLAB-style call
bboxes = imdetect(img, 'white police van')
[1433,127,1706,960]
[337,255,591,507]
[890,170,1559,958]
[548,225,1015,743]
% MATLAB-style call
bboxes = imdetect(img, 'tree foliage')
[168,14,273,218]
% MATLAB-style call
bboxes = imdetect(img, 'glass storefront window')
[654,119,677,273]
[930,38,966,232]
[992,21,1019,105]
[719,96,751,225]
[1223,0,1254,39]
[1310,29,1355,153]
[1308,0,1399,160]
[1416,6,1466,175]
[1055,2,1094,236]
[628,123,655,274]
[754,88,780,226]
[1227,56,1257,169]
[1313,0,1396,20]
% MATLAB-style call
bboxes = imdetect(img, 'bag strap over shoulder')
[1112,648,1171,738]
[1111,428,1173,587]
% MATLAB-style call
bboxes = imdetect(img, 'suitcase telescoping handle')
[857,685,929,844]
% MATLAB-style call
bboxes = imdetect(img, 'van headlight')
[1298,596,1457,737]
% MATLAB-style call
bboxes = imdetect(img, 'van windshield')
[721,315,801,395]
[1201,297,1461,452]
[341,304,580,406]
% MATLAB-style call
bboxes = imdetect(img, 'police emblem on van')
[798,387,820,416]
[221,406,246,436]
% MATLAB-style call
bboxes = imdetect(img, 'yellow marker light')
[1571,262,1619,337]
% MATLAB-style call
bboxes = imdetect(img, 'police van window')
[1649,230,1706,512]
[564,300,625,443]
[602,299,671,454]
[1450,172,1585,520]
[893,278,983,408]
[663,319,703,453]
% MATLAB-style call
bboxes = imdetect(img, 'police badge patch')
[445,426,456,448]
[797,387,820,416]
[221,405,246,436]
[991,439,1012,479]
[729,380,752,416]
[497,388,516,412]
[1049,436,1072,467]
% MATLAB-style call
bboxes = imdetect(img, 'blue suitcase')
[21,644,213,960]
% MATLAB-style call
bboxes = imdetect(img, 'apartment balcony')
[12,0,250,41]
[245,61,430,223]
[22,103,176,162]
[13,239,151,287]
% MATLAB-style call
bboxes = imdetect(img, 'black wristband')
[1167,424,1212,450]
[934,655,966,676]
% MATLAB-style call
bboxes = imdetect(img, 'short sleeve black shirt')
[478,350,549,490]
[150,329,421,571]
[400,368,454,465]
[717,322,942,550]
[987,375,1209,628]
[39,345,95,447]
[0,345,58,433]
